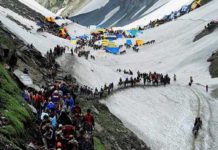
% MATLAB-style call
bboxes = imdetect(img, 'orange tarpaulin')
[45,17,55,23]
[135,40,144,46]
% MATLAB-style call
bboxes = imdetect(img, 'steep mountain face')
[72,0,159,27]
[35,0,162,27]
[35,0,194,27]
[35,0,89,16]
[73,0,157,27]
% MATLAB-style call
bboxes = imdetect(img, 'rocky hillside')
[0,26,38,150]
[35,0,88,16]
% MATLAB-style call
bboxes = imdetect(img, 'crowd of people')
[46,45,66,62]
[44,45,67,80]
[118,71,171,87]
[22,80,95,150]
[204,20,218,31]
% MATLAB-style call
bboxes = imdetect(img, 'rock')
[209,49,218,78]
[92,105,99,115]
[95,122,104,132]
[26,142,37,150]
[28,104,37,114]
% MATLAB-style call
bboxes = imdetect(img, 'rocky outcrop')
[208,49,218,78]
[193,21,218,42]
[0,23,51,86]
[35,0,88,16]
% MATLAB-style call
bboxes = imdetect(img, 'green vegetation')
[0,64,31,137]
[94,137,106,150]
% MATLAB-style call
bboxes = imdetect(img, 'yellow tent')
[59,29,66,38]
[70,40,77,45]
[191,0,202,10]
[135,39,144,46]
[45,17,55,23]
[102,39,109,46]
[108,41,116,47]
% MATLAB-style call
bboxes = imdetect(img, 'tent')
[36,21,45,27]
[105,47,120,54]
[79,35,89,39]
[126,39,132,45]
[191,0,201,10]
[59,28,67,38]
[107,41,116,47]
[71,36,77,40]
[135,39,144,46]
[71,40,77,45]
[116,34,123,39]
[104,35,117,41]
[55,16,62,20]
[45,17,55,23]
[102,39,109,46]
[128,29,138,37]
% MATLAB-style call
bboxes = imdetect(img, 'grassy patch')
[0,64,31,137]
[94,137,106,150]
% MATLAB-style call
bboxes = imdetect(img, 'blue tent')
[71,36,77,40]
[36,21,45,27]
[79,35,89,39]
[105,47,120,54]
[116,34,123,39]
[126,39,132,45]
[55,16,62,20]
[128,30,138,37]
[107,36,117,41]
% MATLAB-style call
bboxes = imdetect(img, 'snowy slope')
[125,0,193,29]
[73,0,109,16]
[0,5,90,55]
[1,0,218,149]
[0,12,70,55]
[104,86,197,150]
[18,0,54,16]
[72,0,193,27]
[58,1,218,149]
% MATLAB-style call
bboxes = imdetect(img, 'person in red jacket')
[83,109,94,132]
